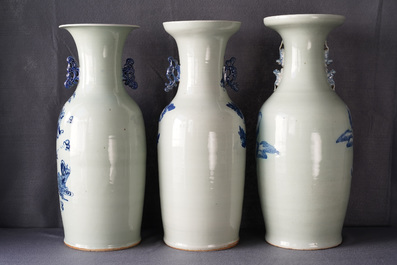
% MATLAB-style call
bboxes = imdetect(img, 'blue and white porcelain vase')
[257,14,353,250]
[158,20,246,251]
[57,24,146,251]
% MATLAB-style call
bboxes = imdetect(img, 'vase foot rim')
[164,239,239,252]
[265,239,342,251]
[64,240,141,252]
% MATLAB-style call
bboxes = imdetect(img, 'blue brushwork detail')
[256,111,279,159]
[164,57,180,92]
[159,103,175,122]
[336,109,353,148]
[239,126,246,148]
[57,160,73,211]
[68,92,76,103]
[221,57,238,91]
[226,102,244,120]
[63,140,70,151]
[57,108,65,139]
[324,42,336,90]
[157,133,160,144]
[57,139,70,153]
[273,41,284,90]
[55,139,70,159]
[67,116,73,124]
[257,141,280,159]
[122,58,138,89]
[64,56,79,89]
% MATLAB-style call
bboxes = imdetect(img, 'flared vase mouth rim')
[59,23,140,29]
[264,14,345,25]
[163,20,241,25]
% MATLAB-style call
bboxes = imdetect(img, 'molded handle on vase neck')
[64,56,79,89]
[221,57,238,91]
[63,56,138,89]
[164,56,180,92]
[122,58,138,89]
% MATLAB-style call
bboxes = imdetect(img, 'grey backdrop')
[0,0,396,230]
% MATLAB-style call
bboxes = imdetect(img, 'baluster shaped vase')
[56,24,146,251]
[158,20,246,251]
[257,14,353,250]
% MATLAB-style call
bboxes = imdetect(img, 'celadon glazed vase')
[158,20,246,251]
[257,14,353,250]
[57,24,146,251]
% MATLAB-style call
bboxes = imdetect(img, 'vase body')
[257,15,353,250]
[56,24,146,251]
[158,21,246,251]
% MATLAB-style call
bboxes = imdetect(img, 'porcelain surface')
[57,24,146,251]
[158,20,245,251]
[257,14,352,250]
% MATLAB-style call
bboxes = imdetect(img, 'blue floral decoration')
[226,102,244,120]
[221,57,238,91]
[239,126,246,148]
[67,116,73,124]
[157,133,160,144]
[257,141,280,159]
[57,160,73,210]
[64,56,79,89]
[164,57,180,92]
[336,109,353,148]
[122,58,138,89]
[57,108,65,139]
[159,103,175,121]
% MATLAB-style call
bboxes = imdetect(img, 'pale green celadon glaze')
[158,20,246,251]
[257,14,353,250]
[57,24,146,251]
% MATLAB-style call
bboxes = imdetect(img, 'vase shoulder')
[263,89,347,115]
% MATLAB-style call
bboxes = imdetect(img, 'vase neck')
[265,15,344,92]
[61,25,137,94]
[164,21,240,98]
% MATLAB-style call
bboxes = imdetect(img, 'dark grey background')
[0,0,396,232]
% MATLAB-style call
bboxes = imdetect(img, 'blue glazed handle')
[64,56,79,89]
[164,56,180,92]
[221,57,238,91]
[122,58,138,89]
